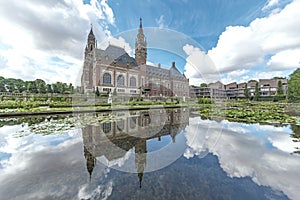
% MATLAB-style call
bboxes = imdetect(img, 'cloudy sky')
[0,0,299,85]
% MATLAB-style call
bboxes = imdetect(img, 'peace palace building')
[81,18,189,97]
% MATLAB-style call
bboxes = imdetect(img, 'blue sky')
[0,0,299,85]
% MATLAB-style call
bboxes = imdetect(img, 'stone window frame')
[117,74,125,86]
[103,72,112,85]
[129,76,137,87]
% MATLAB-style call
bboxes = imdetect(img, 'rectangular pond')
[0,108,299,199]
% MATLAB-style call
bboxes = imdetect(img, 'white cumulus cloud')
[0,0,115,85]
[208,0,300,73]
[183,44,219,85]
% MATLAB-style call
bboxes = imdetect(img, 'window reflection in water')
[130,117,137,129]
[102,122,111,134]
[117,120,124,131]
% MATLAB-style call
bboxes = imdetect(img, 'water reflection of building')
[82,108,189,187]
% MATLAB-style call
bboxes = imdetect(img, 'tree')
[277,80,283,95]
[244,83,249,99]
[254,82,259,101]
[288,68,300,102]
[34,79,46,93]
[52,83,59,93]
[47,84,53,93]
[52,82,66,94]
[27,81,38,93]
[273,76,285,80]
[68,83,74,94]
[0,77,6,92]
[200,83,208,88]
[14,79,26,93]
[5,78,17,92]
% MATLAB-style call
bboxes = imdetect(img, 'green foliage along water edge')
[0,76,78,94]
[288,68,300,102]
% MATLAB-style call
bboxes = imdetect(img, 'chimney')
[172,61,175,67]
[158,63,161,68]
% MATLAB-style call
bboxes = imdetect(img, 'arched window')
[117,75,125,86]
[130,77,136,87]
[103,73,111,85]
[102,122,111,134]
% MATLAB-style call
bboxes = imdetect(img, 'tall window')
[130,77,136,87]
[103,73,111,84]
[117,75,125,86]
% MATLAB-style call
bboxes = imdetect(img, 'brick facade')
[81,19,189,97]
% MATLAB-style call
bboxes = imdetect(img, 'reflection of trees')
[291,124,300,138]
[291,124,300,154]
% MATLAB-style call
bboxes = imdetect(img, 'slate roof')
[95,45,137,67]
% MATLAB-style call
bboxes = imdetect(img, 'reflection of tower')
[84,146,96,181]
[135,139,147,188]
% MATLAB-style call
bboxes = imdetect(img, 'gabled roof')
[105,45,127,58]
[113,53,138,67]
[170,62,186,79]
[95,45,137,67]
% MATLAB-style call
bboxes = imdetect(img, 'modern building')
[81,18,189,97]
[191,78,288,99]
[190,81,226,99]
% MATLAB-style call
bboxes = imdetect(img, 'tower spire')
[135,18,147,65]
[86,23,96,53]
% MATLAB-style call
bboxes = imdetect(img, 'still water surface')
[0,108,299,200]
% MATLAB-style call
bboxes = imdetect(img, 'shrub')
[198,98,213,104]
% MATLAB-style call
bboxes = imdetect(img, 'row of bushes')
[0,95,72,102]
[197,95,287,105]
[198,98,213,104]
[0,100,48,110]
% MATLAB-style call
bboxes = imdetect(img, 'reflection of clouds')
[184,118,223,159]
[97,149,134,168]
[267,131,300,153]
[0,124,112,199]
[220,120,250,134]
[78,180,113,200]
[185,117,300,200]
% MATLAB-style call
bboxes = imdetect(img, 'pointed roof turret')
[137,18,145,43]
[138,172,143,188]
[139,17,143,28]
[84,146,95,183]
[88,24,95,39]
[135,18,147,65]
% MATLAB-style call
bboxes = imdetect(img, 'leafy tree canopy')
[288,68,300,102]
[0,76,75,94]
